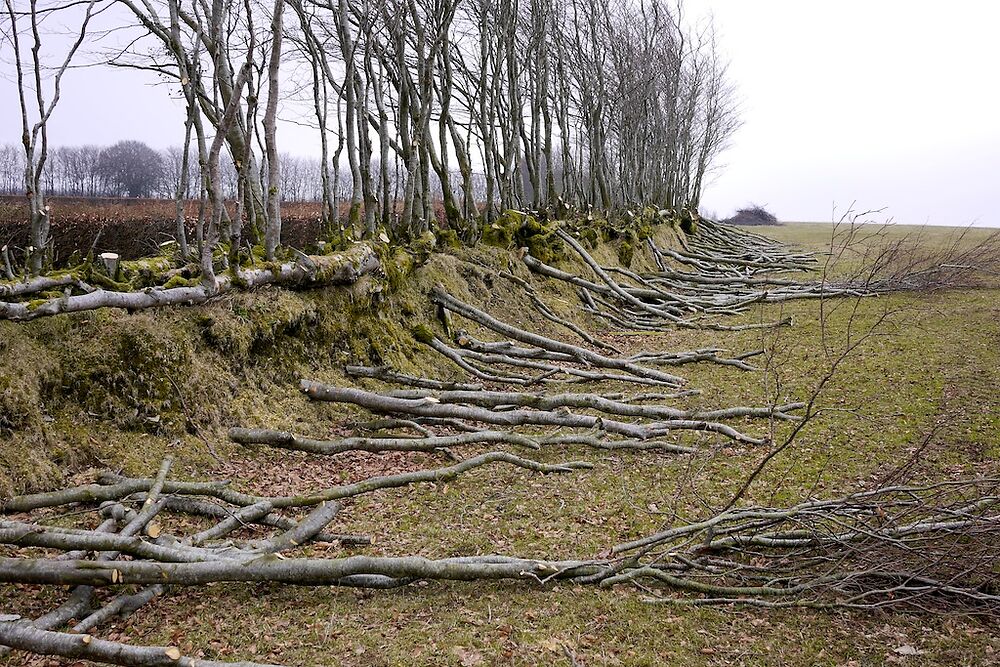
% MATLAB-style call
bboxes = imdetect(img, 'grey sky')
[686,0,1000,226]
[2,0,997,226]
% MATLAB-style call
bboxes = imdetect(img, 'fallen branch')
[430,286,686,387]
[0,621,279,667]
[230,427,543,452]
[344,365,483,391]
[0,245,380,321]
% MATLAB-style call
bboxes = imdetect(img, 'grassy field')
[2,222,998,666]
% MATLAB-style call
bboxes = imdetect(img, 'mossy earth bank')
[0,210,678,496]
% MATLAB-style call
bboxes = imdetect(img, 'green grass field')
[3,222,998,666]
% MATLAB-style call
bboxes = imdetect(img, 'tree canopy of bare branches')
[1,0,740,275]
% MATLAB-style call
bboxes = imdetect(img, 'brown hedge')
[0,196,328,265]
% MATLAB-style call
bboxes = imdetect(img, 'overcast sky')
[2,0,997,226]
[686,0,1000,226]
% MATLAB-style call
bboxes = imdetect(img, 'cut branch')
[0,246,380,321]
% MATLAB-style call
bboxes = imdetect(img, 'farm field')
[2,221,998,666]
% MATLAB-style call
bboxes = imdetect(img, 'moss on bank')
[0,221,689,496]
[479,207,696,270]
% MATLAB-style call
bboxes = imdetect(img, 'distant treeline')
[0,141,476,203]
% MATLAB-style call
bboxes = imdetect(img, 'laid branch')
[301,381,767,443]
[0,245,380,321]
[0,521,223,562]
[446,337,675,386]
[524,245,792,331]
[456,333,759,372]
[231,426,701,455]
[230,427,543,453]
[0,554,605,587]
[0,586,93,658]
[0,273,95,299]
[70,585,165,635]
[425,335,554,386]
[379,388,803,424]
[241,500,341,553]
[0,621,280,667]
[495,265,621,353]
[430,286,686,387]
[344,365,483,391]
[158,496,370,547]
[91,451,591,510]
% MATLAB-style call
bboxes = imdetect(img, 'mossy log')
[0,245,380,321]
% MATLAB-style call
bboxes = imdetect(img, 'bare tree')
[262,0,284,259]
[3,0,97,274]
[0,0,744,295]
[96,140,165,198]
[0,144,25,195]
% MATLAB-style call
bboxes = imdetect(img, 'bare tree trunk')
[174,111,193,258]
[336,0,363,236]
[263,0,284,260]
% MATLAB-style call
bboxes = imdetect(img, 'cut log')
[0,621,280,666]
[98,252,121,279]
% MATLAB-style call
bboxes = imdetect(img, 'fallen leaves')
[452,645,484,666]
[892,644,924,656]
